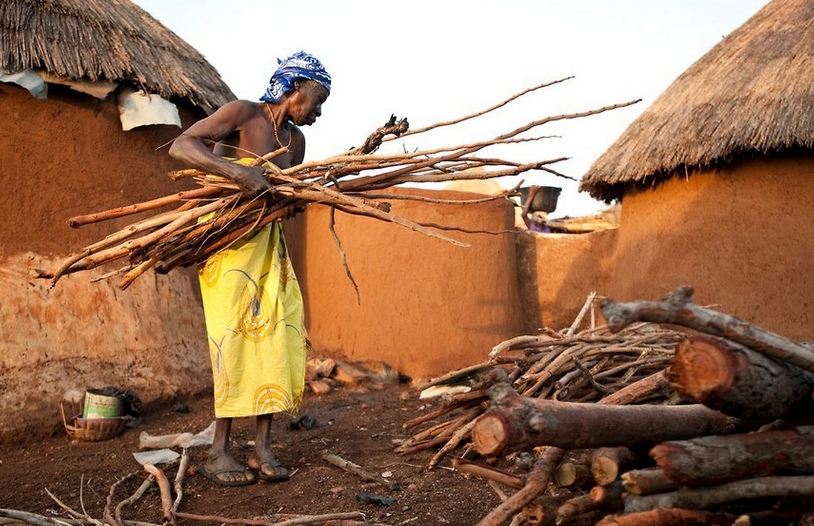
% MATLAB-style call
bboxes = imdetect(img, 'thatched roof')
[580,0,814,202]
[0,0,235,113]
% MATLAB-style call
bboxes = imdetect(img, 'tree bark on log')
[597,508,735,526]
[669,335,814,420]
[621,468,679,496]
[597,369,673,406]
[471,383,742,456]
[649,425,814,485]
[599,286,814,374]
[623,475,814,513]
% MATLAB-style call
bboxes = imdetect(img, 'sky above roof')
[133,0,768,217]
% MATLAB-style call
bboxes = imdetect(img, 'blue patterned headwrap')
[260,51,331,104]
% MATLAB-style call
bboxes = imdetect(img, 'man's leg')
[202,417,256,485]
[248,414,289,481]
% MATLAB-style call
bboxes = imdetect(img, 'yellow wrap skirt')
[198,175,308,418]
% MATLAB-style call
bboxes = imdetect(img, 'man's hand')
[231,165,275,198]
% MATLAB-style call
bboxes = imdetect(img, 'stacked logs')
[397,317,685,470]
[401,288,814,525]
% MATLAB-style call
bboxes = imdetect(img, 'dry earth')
[0,379,505,526]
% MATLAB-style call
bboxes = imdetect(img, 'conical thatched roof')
[0,0,235,113]
[580,0,814,202]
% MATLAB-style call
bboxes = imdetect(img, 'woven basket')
[60,403,127,442]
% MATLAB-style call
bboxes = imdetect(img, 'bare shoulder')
[183,99,263,141]
[215,99,263,120]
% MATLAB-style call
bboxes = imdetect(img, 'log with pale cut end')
[621,467,679,496]
[649,425,814,486]
[471,383,743,457]
[553,460,593,489]
[669,335,814,420]
[591,446,641,486]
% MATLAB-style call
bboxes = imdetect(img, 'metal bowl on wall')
[519,186,561,213]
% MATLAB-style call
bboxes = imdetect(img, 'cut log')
[649,425,814,486]
[553,460,593,489]
[591,447,642,486]
[590,480,626,507]
[624,475,814,513]
[669,335,814,420]
[597,508,735,526]
[621,468,679,496]
[471,383,743,456]
[599,286,814,374]
[557,481,625,525]
[555,493,597,525]
[597,369,674,406]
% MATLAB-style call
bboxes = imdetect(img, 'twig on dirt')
[0,509,66,526]
[271,512,368,526]
[321,450,399,490]
[451,459,524,489]
[142,464,175,526]
[172,449,189,513]
[103,472,140,526]
[173,511,366,526]
[44,488,103,526]
[115,475,155,526]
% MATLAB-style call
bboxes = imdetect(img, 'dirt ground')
[0,379,507,526]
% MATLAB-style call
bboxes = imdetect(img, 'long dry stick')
[115,475,155,526]
[172,511,365,526]
[142,465,175,526]
[172,449,189,513]
[103,472,140,526]
[45,81,639,291]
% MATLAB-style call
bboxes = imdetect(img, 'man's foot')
[248,454,290,482]
[202,455,256,486]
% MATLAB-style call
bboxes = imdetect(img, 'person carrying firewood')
[168,51,331,487]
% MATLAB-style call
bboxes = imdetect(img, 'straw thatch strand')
[580,0,814,202]
[0,0,234,112]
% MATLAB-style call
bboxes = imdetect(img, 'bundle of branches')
[38,78,638,290]
[396,293,685,470]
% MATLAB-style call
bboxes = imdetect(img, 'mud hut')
[0,0,235,442]
[578,0,814,340]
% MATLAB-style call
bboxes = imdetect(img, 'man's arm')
[169,101,272,197]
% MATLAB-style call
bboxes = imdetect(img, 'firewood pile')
[403,287,814,525]
[36,79,637,291]
[305,356,403,395]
